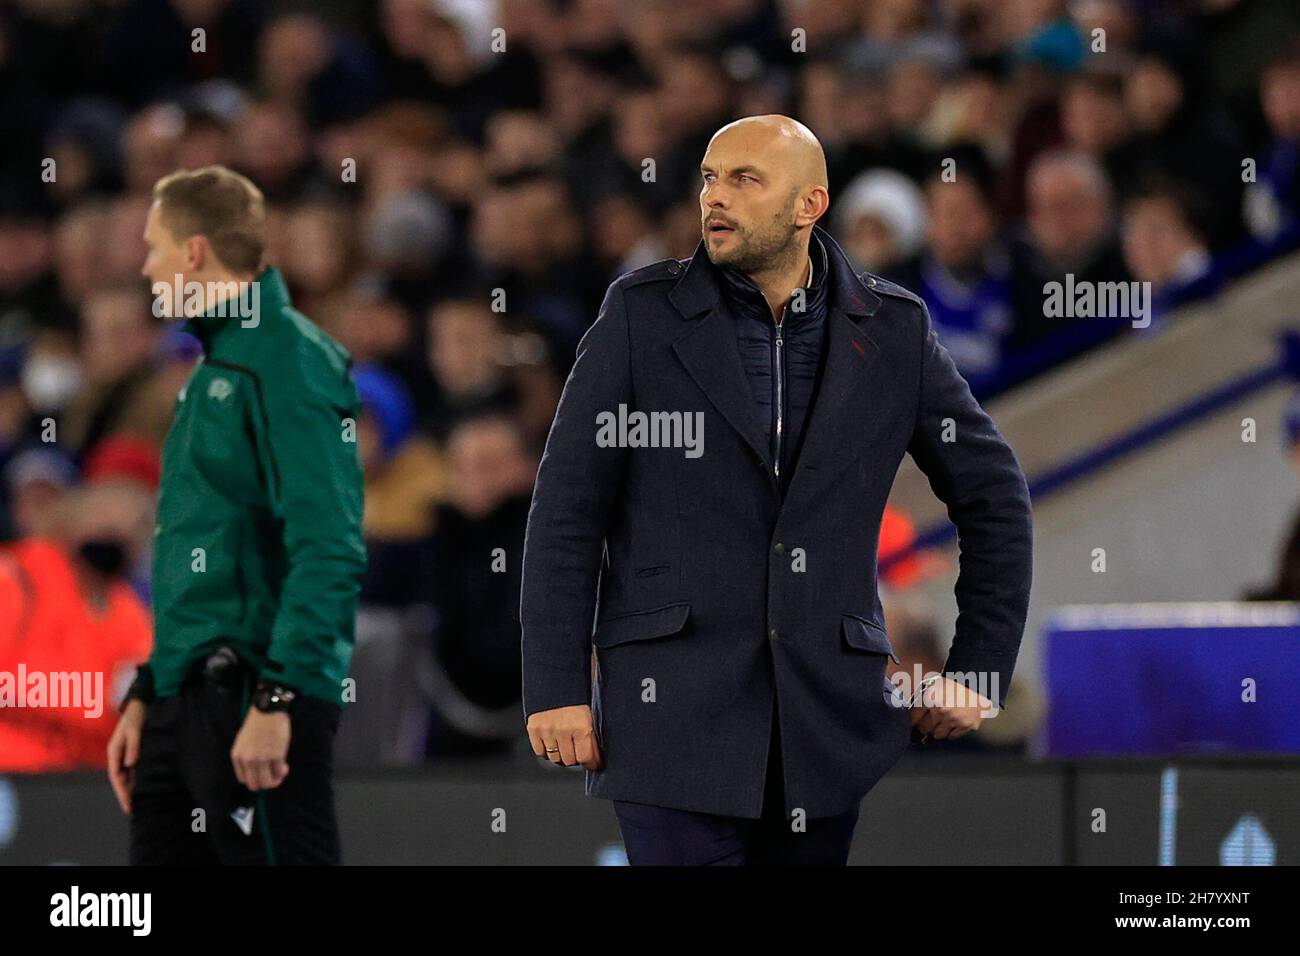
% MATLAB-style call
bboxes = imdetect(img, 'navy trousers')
[612,699,861,866]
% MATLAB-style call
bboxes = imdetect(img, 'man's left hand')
[910,676,995,741]
[231,709,291,790]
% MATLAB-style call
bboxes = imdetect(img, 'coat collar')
[716,231,831,329]
[183,265,288,350]
[668,223,882,322]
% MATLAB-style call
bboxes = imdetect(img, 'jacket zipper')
[773,312,785,483]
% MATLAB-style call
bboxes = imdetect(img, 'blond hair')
[152,165,265,274]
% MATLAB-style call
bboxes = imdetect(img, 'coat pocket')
[841,613,900,664]
[593,602,690,648]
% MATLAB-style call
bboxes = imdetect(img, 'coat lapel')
[783,227,885,500]
[782,310,880,497]
[670,243,777,492]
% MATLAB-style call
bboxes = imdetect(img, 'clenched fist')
[231,709,291,791]
[526,705,604,770]
[910,676,995,742]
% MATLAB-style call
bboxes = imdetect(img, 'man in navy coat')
[521,115,1033,865]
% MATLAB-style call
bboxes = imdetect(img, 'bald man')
[522,116,1033,865]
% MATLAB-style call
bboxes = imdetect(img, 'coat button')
[667,260,683,275]
[769,628,779,641]
[773,542,785,554]
[864,275,877,288]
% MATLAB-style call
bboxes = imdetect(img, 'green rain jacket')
[148,266,366,703]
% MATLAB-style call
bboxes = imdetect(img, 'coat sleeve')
[253,350,367,702]
[520,281,632,717]
[905,299,1033,711]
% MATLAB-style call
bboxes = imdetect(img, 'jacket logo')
[207,377,233,402]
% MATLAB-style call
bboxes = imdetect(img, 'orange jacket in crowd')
[879,504,948,589]
[0,538,152,772]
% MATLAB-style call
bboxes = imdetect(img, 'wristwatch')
[250,681,297,714]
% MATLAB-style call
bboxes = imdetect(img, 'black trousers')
[129,651,342,865]
[612,699,861,866]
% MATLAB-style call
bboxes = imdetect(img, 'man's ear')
[184,235,208,272]
[798,186,830,227]
[806,184,826,221]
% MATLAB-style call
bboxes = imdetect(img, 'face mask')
[77,538,129,578]
[22,356,82,412]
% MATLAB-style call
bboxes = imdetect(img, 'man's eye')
[738,175,754,183]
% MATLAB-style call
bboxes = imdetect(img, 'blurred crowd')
[3,0,1299,769]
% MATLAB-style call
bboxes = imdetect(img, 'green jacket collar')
[183,266,290,350]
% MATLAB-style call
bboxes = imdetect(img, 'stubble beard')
[704,195,802,277]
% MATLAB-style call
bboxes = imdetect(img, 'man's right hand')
[107,699,146,815]
[526,705,603,770]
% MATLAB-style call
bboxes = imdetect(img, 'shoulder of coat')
[859,271,925,309]
[618,257,688,289]
[241,307,353,400]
